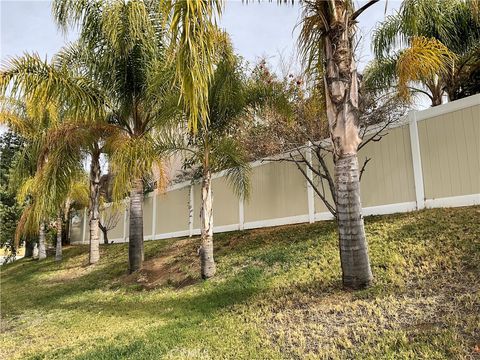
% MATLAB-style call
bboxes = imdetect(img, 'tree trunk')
[322,2,373,288]
[427,80,444,106]
[89,151,101,264]
[431,92,443,106]
[335,155,373,288]
[55,214,62,261]
[24,239,34,258]
[63,200,71,245]
[38,222,47,260]
[99,222,109,245]
[128,178,144,273]
[200,168,216,279]
[32,243,39,259]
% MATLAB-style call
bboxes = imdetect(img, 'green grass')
[1,206,479,359]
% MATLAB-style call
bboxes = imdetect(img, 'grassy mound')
[1,206,479,359]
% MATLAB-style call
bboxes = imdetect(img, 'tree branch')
[351,0,381,22]
[358,117,396,150]
[359,157,371,181]
[314,147,336,201]
[289,153,336,216]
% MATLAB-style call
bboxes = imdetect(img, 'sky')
[1,0,402,72]
[0,0,405,134]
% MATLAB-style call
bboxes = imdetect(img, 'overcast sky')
[1,0,402,72]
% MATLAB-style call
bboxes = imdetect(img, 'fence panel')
[418,105,480,200]
[72,94,480,244]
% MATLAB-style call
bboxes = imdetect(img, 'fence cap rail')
[414,94,480,122]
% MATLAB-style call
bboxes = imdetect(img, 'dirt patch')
[122,238,202,290]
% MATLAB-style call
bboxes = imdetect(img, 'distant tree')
[99,208,122,245]
[0,131,25,259]
[365,0,480,106]
[242,62,407,218]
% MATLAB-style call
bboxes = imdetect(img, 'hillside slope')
[1,207,479,359]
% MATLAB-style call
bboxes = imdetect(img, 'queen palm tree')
[51,0,223,272]
[0,97,88,260]
[297,0,382,288]
[365,0,480,105]
[39,118,108,263]
[1,51,113,265]
[158,38,251,279]
[1,98,56,260]
[50,0,183,272]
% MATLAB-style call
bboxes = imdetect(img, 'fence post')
[100,208,104,244]
[123,203,128,242]
[305,142,315,223]
[408,110,425,210]
[189,185,194,237]
[151,190,157,240]
[239,195,245,230]
[82,208,88,244]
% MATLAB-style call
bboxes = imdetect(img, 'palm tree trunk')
[200,168,216,279]
[64,200,71,245]
[431,92,443,106]
[427,81,444,106]
[89,151,101,264]
[335,154,373,288]
[55,214,62,261]
[129,178,144,273]
[38,222,47,260]
[24,239,34,258]
[322,2,373,288]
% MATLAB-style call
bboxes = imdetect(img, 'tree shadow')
[23,266,268,359]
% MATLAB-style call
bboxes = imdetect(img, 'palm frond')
[108,132,163,202]
[67,178,90,208]
[298,0,330,82]
[397,36,456,100]
[160,0,223,131]
[1,53,105,121]
[212,137,251,199]
[363,56,398,93]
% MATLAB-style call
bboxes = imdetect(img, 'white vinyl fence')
[70,94,480,244]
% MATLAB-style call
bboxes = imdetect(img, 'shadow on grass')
[25,266,268,360]
[1,240,177,314]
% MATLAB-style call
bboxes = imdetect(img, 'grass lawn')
[1,206,479,359]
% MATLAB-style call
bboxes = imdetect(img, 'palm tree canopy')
[51,0,184,201]
[52,0,223,132]
[0,98,86,240]
[367,0,480,102]
[158,39,252,198]
[373,0,479,58]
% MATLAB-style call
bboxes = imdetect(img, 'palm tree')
[158,40,251,279]
[0,51,111,264]
[0,98,88,260]
[40,46,112,264]
[297,0,381,289]
[51,0,224,272]
[51,0,185,272]
[42,117,116,264]
[365,0,480,105]
[0,99,55,260]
